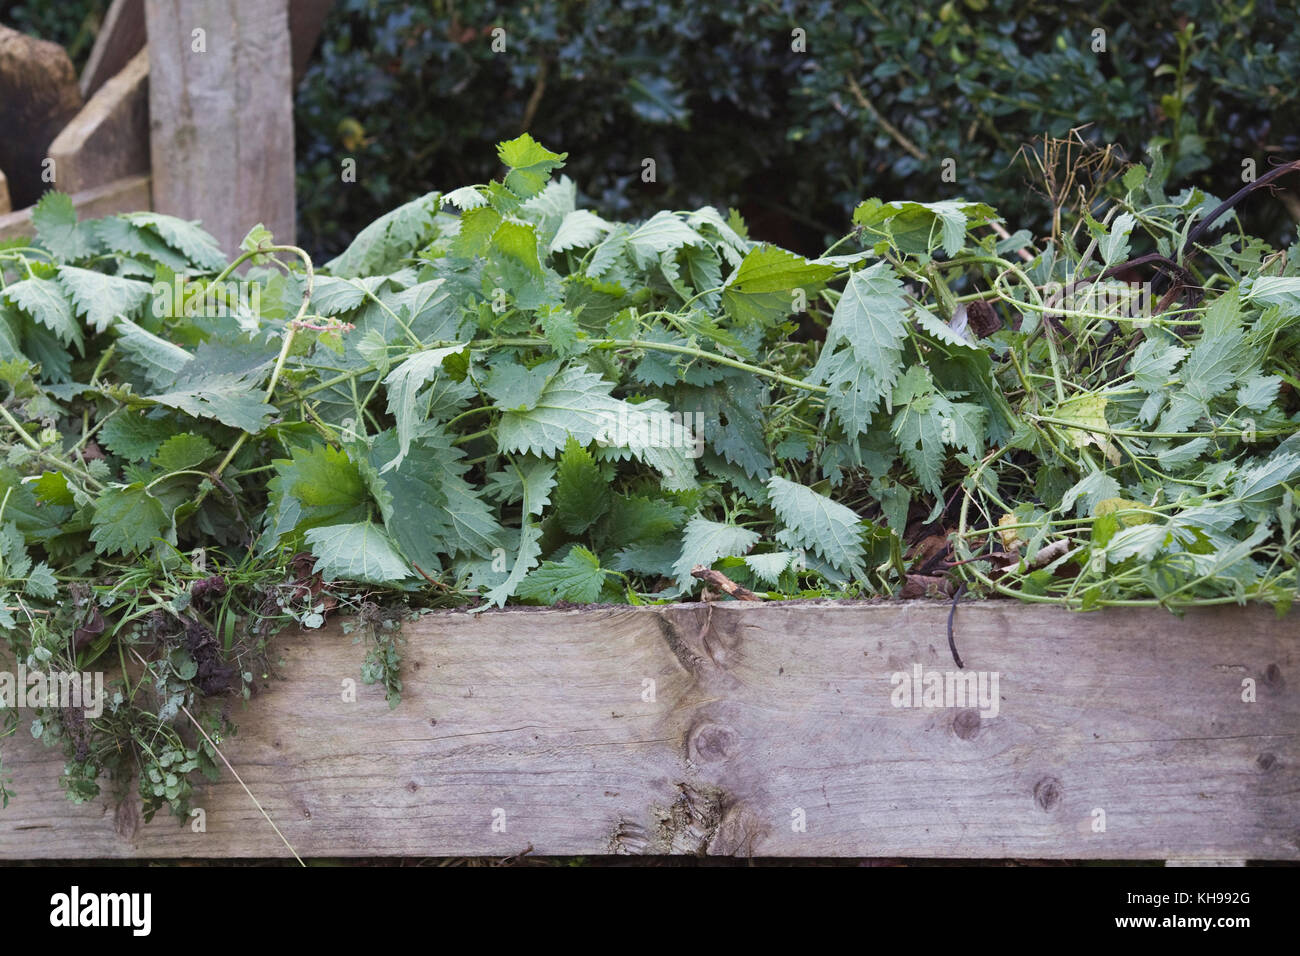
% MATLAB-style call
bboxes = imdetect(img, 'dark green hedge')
[5,0,1296,256]
[295,0,1298,258]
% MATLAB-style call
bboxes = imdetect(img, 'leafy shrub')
[296,0,1300,259]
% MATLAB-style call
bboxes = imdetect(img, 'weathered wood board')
[0,602,1295,859]
[144,0,295,256]
[80,0,147,100]
[49,48,150,195]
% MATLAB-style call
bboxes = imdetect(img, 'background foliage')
[5,0,1296,258]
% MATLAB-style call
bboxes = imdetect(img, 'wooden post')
[0,170,9,214]
[144,0,295,256]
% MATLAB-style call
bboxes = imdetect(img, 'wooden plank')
[144,0,295,257]
[79,0,147,100]
[0,175,151,240]
[289,0,333,83]
[49,48,150,196]
[0,602,1294,860]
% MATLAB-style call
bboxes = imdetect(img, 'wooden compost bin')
[0,601,1295,860]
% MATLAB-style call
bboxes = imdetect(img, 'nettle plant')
[0,134,1297,814]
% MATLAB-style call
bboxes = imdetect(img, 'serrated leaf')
[744,551,793,587]
[151,433,217,472]
[1130,338,1186,392]
[122,212,227,271]
[23,561,58,600]
[58,266,152,333]
[304,522,412,585]
[766,476,866,577]
[811,262,909,412]
[549,209,612,254]
[4,277,82,351]
[325,191,441,277]
[147,371,275,432]
[381,344,467,469]
[625,211,704,269]
[115,317,193,388]
[672,515,760,590]
[100,411,181,460]
[1100,212,1136,266]
[267,444,369,540]
[721,244,836,326]
[553,436,612,534]
[497,133,567,199]
[516,546,607,604]
[496,364,618,457]
[90,483,169,555]
[32,193,98,262]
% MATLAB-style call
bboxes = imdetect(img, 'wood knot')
[1256,752,1278,772]
[688,722,738,763]
[1033,776,1063,812]
[952,709,982,740]
[1262,663,1285,692]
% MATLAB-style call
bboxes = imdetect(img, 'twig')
[690,565,762,601]
[845,73,927,162]
[947,582,966,669]
[520,58,548,133]
[129,648,304,866]
[412,563,454,593]
[987,221,1034,263]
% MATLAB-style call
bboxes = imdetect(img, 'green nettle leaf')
[152,433,217,472]
[1130,338,1187,392]
[381,344,467,469]
[553,437,612,534]
[267,444,370,540]
[497,133,568,199]
[115,317,194,388]
[100,411,181,460]
[304,522,412,585]
[744,551,795,587]
[4,276,82,352]
[58,266,152,333]
[490,218,542,274]
[121,212,227,271]
[1181,329,1252,403]
[325,191,441,277]
[672,515,761,591]
[625,211,704,268]
[32,193,99,262]
[147,370,276,432]
[811,262,910,414]
[1236,373,1281,411]
[766,476,866,577]
[853,198,994,258]
[484,455,555,606]
[516,546,609,604]
[720,244,836,326]
[90,484,169,555]
[1240,276,1300,314]
[24,561,58,600]
[549,210,612,254]
[1100,212,1136,266]
[496,364,619,457]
